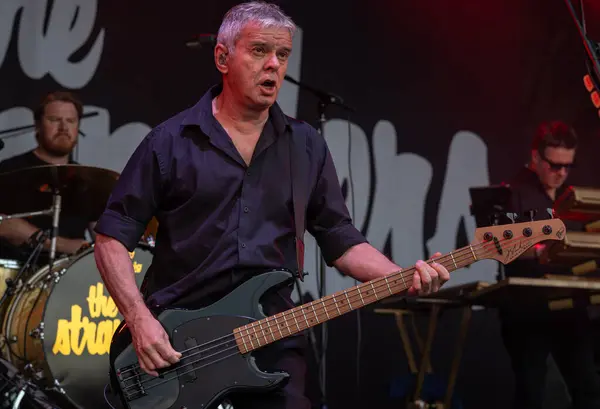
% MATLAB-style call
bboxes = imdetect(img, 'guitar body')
[109,270,294,409]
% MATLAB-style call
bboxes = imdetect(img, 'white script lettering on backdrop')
[0,0,496,302]
[0,0,151,172]
[294,121,497,303]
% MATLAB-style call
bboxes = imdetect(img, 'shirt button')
[244,206,249,213]
[241,243,246,248]
[246,170,251,176]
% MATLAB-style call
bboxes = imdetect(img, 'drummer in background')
[0,91,93,261]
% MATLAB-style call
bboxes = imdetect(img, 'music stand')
[469,185,513,228]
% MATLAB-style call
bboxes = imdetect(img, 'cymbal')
[0,165,119,220]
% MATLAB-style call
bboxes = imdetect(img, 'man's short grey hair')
[217,1,296,52]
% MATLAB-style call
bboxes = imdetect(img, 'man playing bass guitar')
[93,2,450,408]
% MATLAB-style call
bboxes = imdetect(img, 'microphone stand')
[184,37,356,406]
[285,75,354,409]
[563,0,600,85]
[284,75,355,114]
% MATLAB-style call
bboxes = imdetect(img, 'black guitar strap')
[287,124,308,280]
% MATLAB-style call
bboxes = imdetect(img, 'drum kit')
[0,164,156,409]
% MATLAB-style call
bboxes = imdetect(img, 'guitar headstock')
[471,218,566,264]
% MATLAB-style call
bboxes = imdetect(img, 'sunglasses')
[539,152,576,171]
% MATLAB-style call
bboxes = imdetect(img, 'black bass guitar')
[109,218,566,409]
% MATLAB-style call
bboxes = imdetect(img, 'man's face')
[36,101,79,156]
[533,146,576,190]
[225,22,292,110]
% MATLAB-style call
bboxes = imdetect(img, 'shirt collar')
[180,83,291,137]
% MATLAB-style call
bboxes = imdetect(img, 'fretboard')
[233,245,479,354]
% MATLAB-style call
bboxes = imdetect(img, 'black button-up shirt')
[95,84,366,310]
[504,166,583,278]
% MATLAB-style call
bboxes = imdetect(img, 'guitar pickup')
[178,337,198,383]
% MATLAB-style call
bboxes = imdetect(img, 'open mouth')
[260,80,276,90]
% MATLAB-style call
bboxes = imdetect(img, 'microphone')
[185,34,217,49]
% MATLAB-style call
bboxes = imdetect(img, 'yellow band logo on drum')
[128,251,143,273]
[52,282,121,356]
[51,253,145,356]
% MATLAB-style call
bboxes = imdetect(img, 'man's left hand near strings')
[408,252,450,295]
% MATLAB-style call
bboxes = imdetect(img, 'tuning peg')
[524,209,537,221]
[546,208,555,219]
[505,212,519,223]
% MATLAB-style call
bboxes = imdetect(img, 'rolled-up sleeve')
[95,128,165,251]
[306,134,367,265]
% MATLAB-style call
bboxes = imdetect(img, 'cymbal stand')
[0,209,54,223]
[48,190,61,272]
[0,189,63,272]
[19,191,62,366]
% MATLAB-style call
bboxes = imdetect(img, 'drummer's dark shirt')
[503,166,584,278]
[0,150,90,261]
[94,84,366,316]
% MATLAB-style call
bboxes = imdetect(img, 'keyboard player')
[499,120,600,409]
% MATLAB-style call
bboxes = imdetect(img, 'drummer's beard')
[41,132,78,157]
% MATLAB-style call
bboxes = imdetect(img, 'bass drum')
[1,244,153,409]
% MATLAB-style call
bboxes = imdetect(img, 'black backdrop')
[1,1,600,408]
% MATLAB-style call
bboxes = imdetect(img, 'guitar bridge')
[117,365,148,402]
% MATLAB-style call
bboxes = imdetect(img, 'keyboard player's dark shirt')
[503,166,584,279]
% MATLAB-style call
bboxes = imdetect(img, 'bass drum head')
[42,245,152,409]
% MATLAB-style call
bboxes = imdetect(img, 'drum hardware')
[0,164,120,221]
[0,357,60,409]
[0,164,157,408]
[22,362,47,385]
[29,323,44,340]
[47,190,61,273]
[1,245,153,409]
[50,379,68,400]
[0,229,50,342]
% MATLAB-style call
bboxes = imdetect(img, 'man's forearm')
[0,218,43,246]
[0,217,85,254]
[333,242,401,282]
[94,234,149,321]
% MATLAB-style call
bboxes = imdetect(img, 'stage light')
[592,91,600,108]
[584,74,595,92]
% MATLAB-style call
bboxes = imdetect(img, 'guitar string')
[237,230,547,342]
[120,242,485,386]
[119,335,239,385]
[121,229,540,395]
[118,237,489,379]
[123,351,242,398]
[125,235,485,394]
[118,230,548,382]
[118,229,551,387]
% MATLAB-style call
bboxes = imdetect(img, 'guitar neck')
[233,244,480,354]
